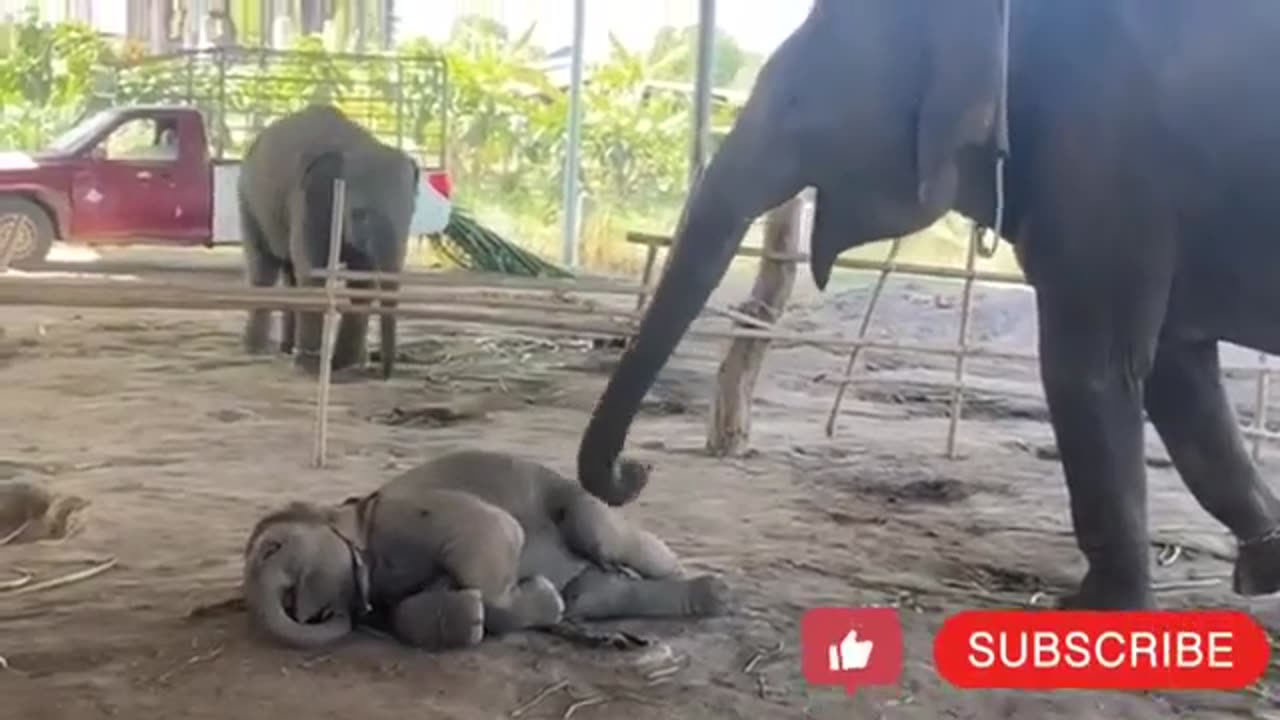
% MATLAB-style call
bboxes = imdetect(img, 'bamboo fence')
[627,217,1280,459]
[0,187,1275,464]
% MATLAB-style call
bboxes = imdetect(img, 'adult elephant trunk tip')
[577,436,651,507]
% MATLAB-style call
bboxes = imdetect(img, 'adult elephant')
[576,1,1280,611]
[238,104,418,380]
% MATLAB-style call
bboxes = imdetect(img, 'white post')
[312,178,346,468]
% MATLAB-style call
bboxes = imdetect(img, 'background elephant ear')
[914,2,1003,210]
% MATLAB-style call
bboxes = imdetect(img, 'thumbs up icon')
[803,607,903,695]
[829,629,874,671]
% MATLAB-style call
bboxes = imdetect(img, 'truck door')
[70,114,189,243]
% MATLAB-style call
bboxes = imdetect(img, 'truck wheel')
[0,196,54,269]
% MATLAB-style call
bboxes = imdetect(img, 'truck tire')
[0,196,54,269]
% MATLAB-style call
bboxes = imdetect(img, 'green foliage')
[0,14,1020,277]
[0,13,767,272]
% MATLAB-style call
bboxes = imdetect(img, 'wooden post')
[312,178,347,468]
[706,192,807,456]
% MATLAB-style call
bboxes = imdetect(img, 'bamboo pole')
[312,178,346,469]
[945,228,982,459]
[823,237,902,437]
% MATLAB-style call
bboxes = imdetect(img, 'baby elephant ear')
[914,2,1003,210]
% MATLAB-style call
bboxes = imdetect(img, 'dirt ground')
[3,249,1280,719]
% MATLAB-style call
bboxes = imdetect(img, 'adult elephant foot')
[1055,570,1156,611]
[1233,531,1280,596]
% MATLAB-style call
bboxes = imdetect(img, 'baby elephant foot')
[485,576,565,634]
[1233,528,1280,596]
[685,575,731,617]
[391,588,485,651]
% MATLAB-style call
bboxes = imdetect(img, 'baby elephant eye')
[350,208,371,225]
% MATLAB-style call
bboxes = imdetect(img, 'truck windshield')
[43,111,120,154]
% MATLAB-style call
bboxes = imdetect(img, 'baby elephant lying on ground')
[243,449,728,650]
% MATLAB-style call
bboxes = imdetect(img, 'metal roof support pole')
[690,0,716,188]
[559,0,587,269]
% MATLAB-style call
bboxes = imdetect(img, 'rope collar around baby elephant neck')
[972,0,1012,259]
[330,493,379,620]
[327,524,372,620]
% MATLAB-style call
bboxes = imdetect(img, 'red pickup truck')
[0,104,454,268]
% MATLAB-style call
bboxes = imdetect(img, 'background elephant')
[576,1,1280,611]
[238,104,419,380]
[242,449,727,651]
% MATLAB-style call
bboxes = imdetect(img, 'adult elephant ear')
[914,1,1005,212]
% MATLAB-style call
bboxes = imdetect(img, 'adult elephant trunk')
[576,82,805,506]
[244,556,352,649]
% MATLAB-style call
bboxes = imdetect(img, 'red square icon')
[801,607,905,695]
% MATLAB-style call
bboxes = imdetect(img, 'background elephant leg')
[292,309,325,374]
[326,278,371,371]
[242,237,282,355]
[389,587,485,650]
[481,576,564,635]
[280,262,298,355]
[291,288,368,375]
[1144,340,1280,595]
[378,279,399,380]
[561,568,728,620]
[330,311,370,371]
[558,493,682,578]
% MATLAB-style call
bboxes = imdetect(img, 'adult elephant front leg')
[1029,219,1175,610]
[1144,340,1280,595]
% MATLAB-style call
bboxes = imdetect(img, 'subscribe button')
[933,610,1271,690]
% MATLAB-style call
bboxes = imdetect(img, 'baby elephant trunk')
[245,566,352,649]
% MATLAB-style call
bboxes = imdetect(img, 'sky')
[396,1,812,61]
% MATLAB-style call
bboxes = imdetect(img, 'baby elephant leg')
[481,575,565,635]
[559,492,682,578]
[429,493,564,636]
[390,587,485,651]
[561,568,729,621]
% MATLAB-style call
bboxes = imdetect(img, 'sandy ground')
[2,246,1280,719]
